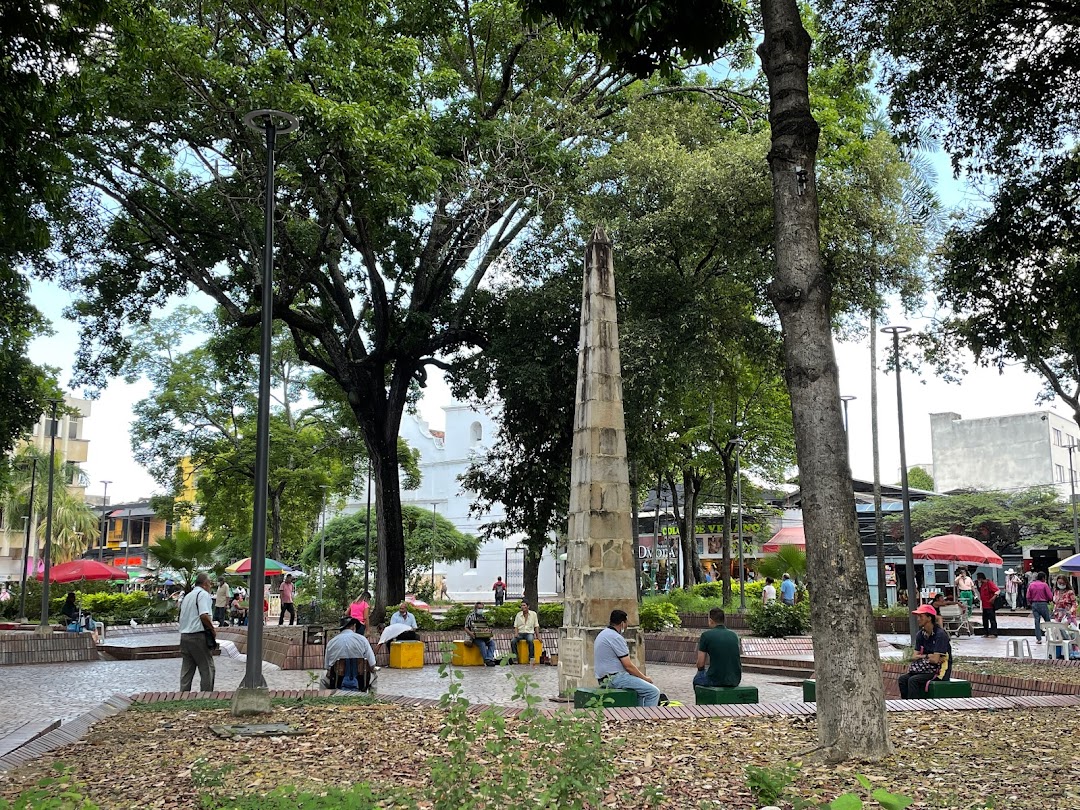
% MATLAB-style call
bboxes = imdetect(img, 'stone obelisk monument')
[559,226,643,695]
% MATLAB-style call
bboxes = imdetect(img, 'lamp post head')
[242,109,299,135]
[840,395,857,403]
[880,324,911,336]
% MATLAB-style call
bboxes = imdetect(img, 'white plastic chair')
[1042,622,1076,660]
[1005,638,1032,659]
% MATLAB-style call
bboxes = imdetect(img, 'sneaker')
[1036,639,1043,644]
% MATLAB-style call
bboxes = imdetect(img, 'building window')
[468,554,477,570]
[46,418,59,438]
[933,564,951,585]
[1055,464,1066,483]
[1053,428,1063,446]
[67,417,80,439]
[470,421,483,444]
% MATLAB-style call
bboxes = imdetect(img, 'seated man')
[323,617,377,691]
[465,601,497,666]
[593,609,660,707]
[389,602,420,642]
[512,600,540,664]
[693,607,741,688]
[898,605,952,699]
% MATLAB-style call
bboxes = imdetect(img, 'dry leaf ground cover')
[1,694,1076,810]
[954,658,1080,685]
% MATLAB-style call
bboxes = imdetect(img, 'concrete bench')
[802,679,816,702]
[694,685,759,705]
[926,679,972,699]
[388,640,424,668]
[515,638,543,665]
[451,640,485,666]
[573,687,637,709]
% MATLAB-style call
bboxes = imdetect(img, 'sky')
[25,135,1066,504]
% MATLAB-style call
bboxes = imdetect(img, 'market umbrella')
[35,559,129,584]
[225,557,293,576]
[1049,553,1080,575]
[762,526,805,554]
[912,534,1003,567]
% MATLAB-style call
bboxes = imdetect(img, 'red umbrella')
[35,559,130,584]
[912,534,1003,566]
[762,526,805,554]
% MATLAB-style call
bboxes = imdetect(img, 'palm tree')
[150,528,227,592]
[756,545,808,584]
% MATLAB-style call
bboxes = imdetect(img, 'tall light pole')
[235,108,298,712]
[430,502,438,592]
[317,485,329,608]
[731,436,748,612]
[18,457,37,622]
[1067,444,1080,555]
[882,324,917,644]
[363,460,373,595]
[38,399,62,632]
[840,395,856,434]
[98,480,111,562]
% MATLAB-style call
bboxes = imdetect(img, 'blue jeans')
[607,672,660,707]
[475,638,495,662]
[1033,602,1052,641]
[513,632,537,662]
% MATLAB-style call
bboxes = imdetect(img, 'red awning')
[912,534,1002,566]
[762,526,805,554]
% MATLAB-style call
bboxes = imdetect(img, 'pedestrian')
[512,600,540,664]
[593,609,660,707]
[492,576,507,606]
[179,573,216,692]
[762,577,777,604]
[439,578,450,602]
[693,607,741,688]
[779,573,796,606]
[898,605,952,699]
[1004,569,1021,610]
[1018,572,1030,610]
[465,601,497,666]
[1027,571,1055,644]
[975,572,1000,638]
[955,567,976,614]
[389,602,420,641]
[0,583,11,603]
[214,579,231,627]
[278,574,296,626]
[1052,575,1078,626]
[349,591,371,634]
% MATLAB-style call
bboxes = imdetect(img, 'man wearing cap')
[898,605,952,699]
[322,617,377,690]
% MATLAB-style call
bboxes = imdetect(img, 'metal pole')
[239,109,298,698]
[18,457,37,622]
[363,460,372,595]
[1068,445,1079,555]
[431,502,437,591]
[840,395,856,435]
[870,313,887,608]
[317,485,328,607]
[735,438,746,612]
[882,325,917,644]
[98,480,111,562]
[38,399,61,630]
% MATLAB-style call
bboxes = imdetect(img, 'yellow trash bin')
[451,640,486,666]
[389,640,425,668]
[516,638,543,664]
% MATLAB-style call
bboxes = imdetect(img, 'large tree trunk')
[270,484,284,563]
[684,469,706,586]
[523,541,542,611]
[758,0,891,762]
[367,422,406,619]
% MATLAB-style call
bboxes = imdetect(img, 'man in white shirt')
[512,600,541,664]
[179,572,216,692]
[389,602,420,641]
[323,617,377,690]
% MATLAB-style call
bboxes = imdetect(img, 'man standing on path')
[492,576,507,606]
[1005,569,1021,611]
[594,609,660,707]
[779,573,796,606]
[693,607,742,688]
[179,573,216,692]
[278,574,296,626]
[1027,572,1055,644]
[976,572,1000,638]
[214,579,231,627]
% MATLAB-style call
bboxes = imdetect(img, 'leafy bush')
[437,603,472,630]
[746,600,810,637]
[639,601,681,632]
[691,581,723,599]
[536,602,563,627]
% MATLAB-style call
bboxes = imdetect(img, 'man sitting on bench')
[693,607,742,688]
[898,605,951,699]
[593,609,660,707]
[323,617,377,691]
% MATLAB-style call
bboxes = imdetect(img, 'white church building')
[345,401,560,601]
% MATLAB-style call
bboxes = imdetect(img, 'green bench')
[573,687,638,709]
[802,679,816,702]
[694,685,759,705]
[926,679,972,699]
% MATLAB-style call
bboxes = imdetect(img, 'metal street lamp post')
[98,480,111,561]
[1067,444,1080,555]
[38,399,62,631]
[840,395,856,434]
[18,457,37,622]
[431,503,438,591]
[317,485,329,608]
[729,437,748,612]
[236,109,298,709]
[882,325,918,644]
[364,460,373,595]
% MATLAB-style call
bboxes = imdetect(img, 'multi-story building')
[90,500,171,571]
[0,396,92,583]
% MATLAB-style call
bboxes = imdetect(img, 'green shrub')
[691,581,723,599]
[639,601,681,632]
[437,603,472,630]
[536,602,563,627]
[746,600,810,637]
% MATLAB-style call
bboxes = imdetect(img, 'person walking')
[348,591,371,635]
[975,572,1000,638]
[492,576,507,606]
[1004,570,1020,611]
[1027,571,1055,644]
[179,573,216,692]
[1052,576,1078,626]
[278,574,296,625]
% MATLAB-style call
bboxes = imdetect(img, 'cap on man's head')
[339,616,361,631]
[911,604,937,616]
[782,573,790,579]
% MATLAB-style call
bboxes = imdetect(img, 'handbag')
[993,593,1006,610]
[908,656,937,675]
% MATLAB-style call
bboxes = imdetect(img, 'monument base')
[231,687,272,716]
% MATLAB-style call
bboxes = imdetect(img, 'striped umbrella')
[225,557,293,576]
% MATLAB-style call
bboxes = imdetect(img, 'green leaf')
[855,774,872,791]
[828,794,863,810]
[872,788,914,810]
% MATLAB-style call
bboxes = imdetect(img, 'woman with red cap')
[898,605,952,699]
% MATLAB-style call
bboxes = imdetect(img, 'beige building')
[0,396,92,583]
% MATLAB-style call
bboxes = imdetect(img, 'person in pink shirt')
[278,574,296,626]
[349,591,371,634]
[1027,571,1055,643]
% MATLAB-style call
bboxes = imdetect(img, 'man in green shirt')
[693,607,742,688]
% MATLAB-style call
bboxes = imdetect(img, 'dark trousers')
[213,606,228,626]
[898,671,935,699]
[982,608,998,635]
[278,602,295,625]
[179,632,215,692]
[394,630,420,642]
[494,591,505,606]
